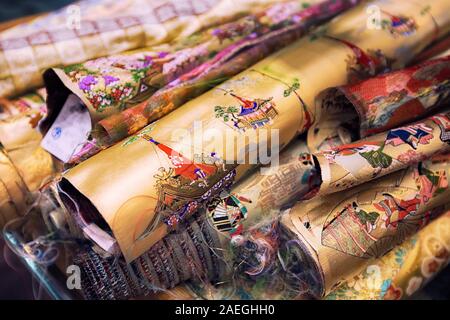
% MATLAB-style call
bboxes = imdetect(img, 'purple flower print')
[211,28,222,36]
[103,75,119,86]
[79,75,97,91]
[143,55,153,67]
[157,51,169,58]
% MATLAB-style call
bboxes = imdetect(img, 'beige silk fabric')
[0,93,58,228]
[386,210,450,299]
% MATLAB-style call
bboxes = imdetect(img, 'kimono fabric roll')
[57,0,450,263]
[307,56,450,152]
[41,0,359,163]
[313,112,450,196]
[278,156,450,297]
[325,209,450,300]
[0,0,287,98]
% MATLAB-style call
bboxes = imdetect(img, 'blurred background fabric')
[0,0,448,300]
[0,0,75,23]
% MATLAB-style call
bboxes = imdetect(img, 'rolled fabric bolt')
[324,209,450,300]
[93,0,360,146]
[58,0,450,263]
[44,0,329,126]
[317,56,450,141]
[280,157,450,297]
[314,111,450,196]
[0,91,58,229]
[205,137,321,239]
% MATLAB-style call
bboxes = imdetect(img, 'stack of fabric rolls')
[0,0,449,300]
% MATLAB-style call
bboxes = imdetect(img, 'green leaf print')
[360,145,392,169]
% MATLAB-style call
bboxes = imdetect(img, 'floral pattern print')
[325,239,415,300]
[384,211,450,299]
[63,53,160,112]
[326,206,449,300]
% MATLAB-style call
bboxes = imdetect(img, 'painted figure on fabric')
[207,191,249,237]
[381,11,417,37]
[141,134,217,186]
[385,123,433,149]
[214,93,278,132]
[431,113,450,145]
[348,202,380,233]
[414,164,448,203]
[374,193,421,229]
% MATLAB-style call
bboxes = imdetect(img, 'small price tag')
[41,94,92,162]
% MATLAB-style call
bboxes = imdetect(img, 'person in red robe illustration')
[142,134,217,185]
[374,193,421,228]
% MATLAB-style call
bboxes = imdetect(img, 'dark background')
[0,0,448,300]
[0,0,74,22]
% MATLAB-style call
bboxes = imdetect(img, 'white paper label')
[41,94,92,162]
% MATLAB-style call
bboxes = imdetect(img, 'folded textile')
[56,0,450,263]
[279,157,450,297]
[0,0,287,98]
[0,92,59,229]
[325,209,450,300]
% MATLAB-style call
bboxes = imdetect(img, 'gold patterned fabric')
[281,157,450,297]
[325,209,450,300]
